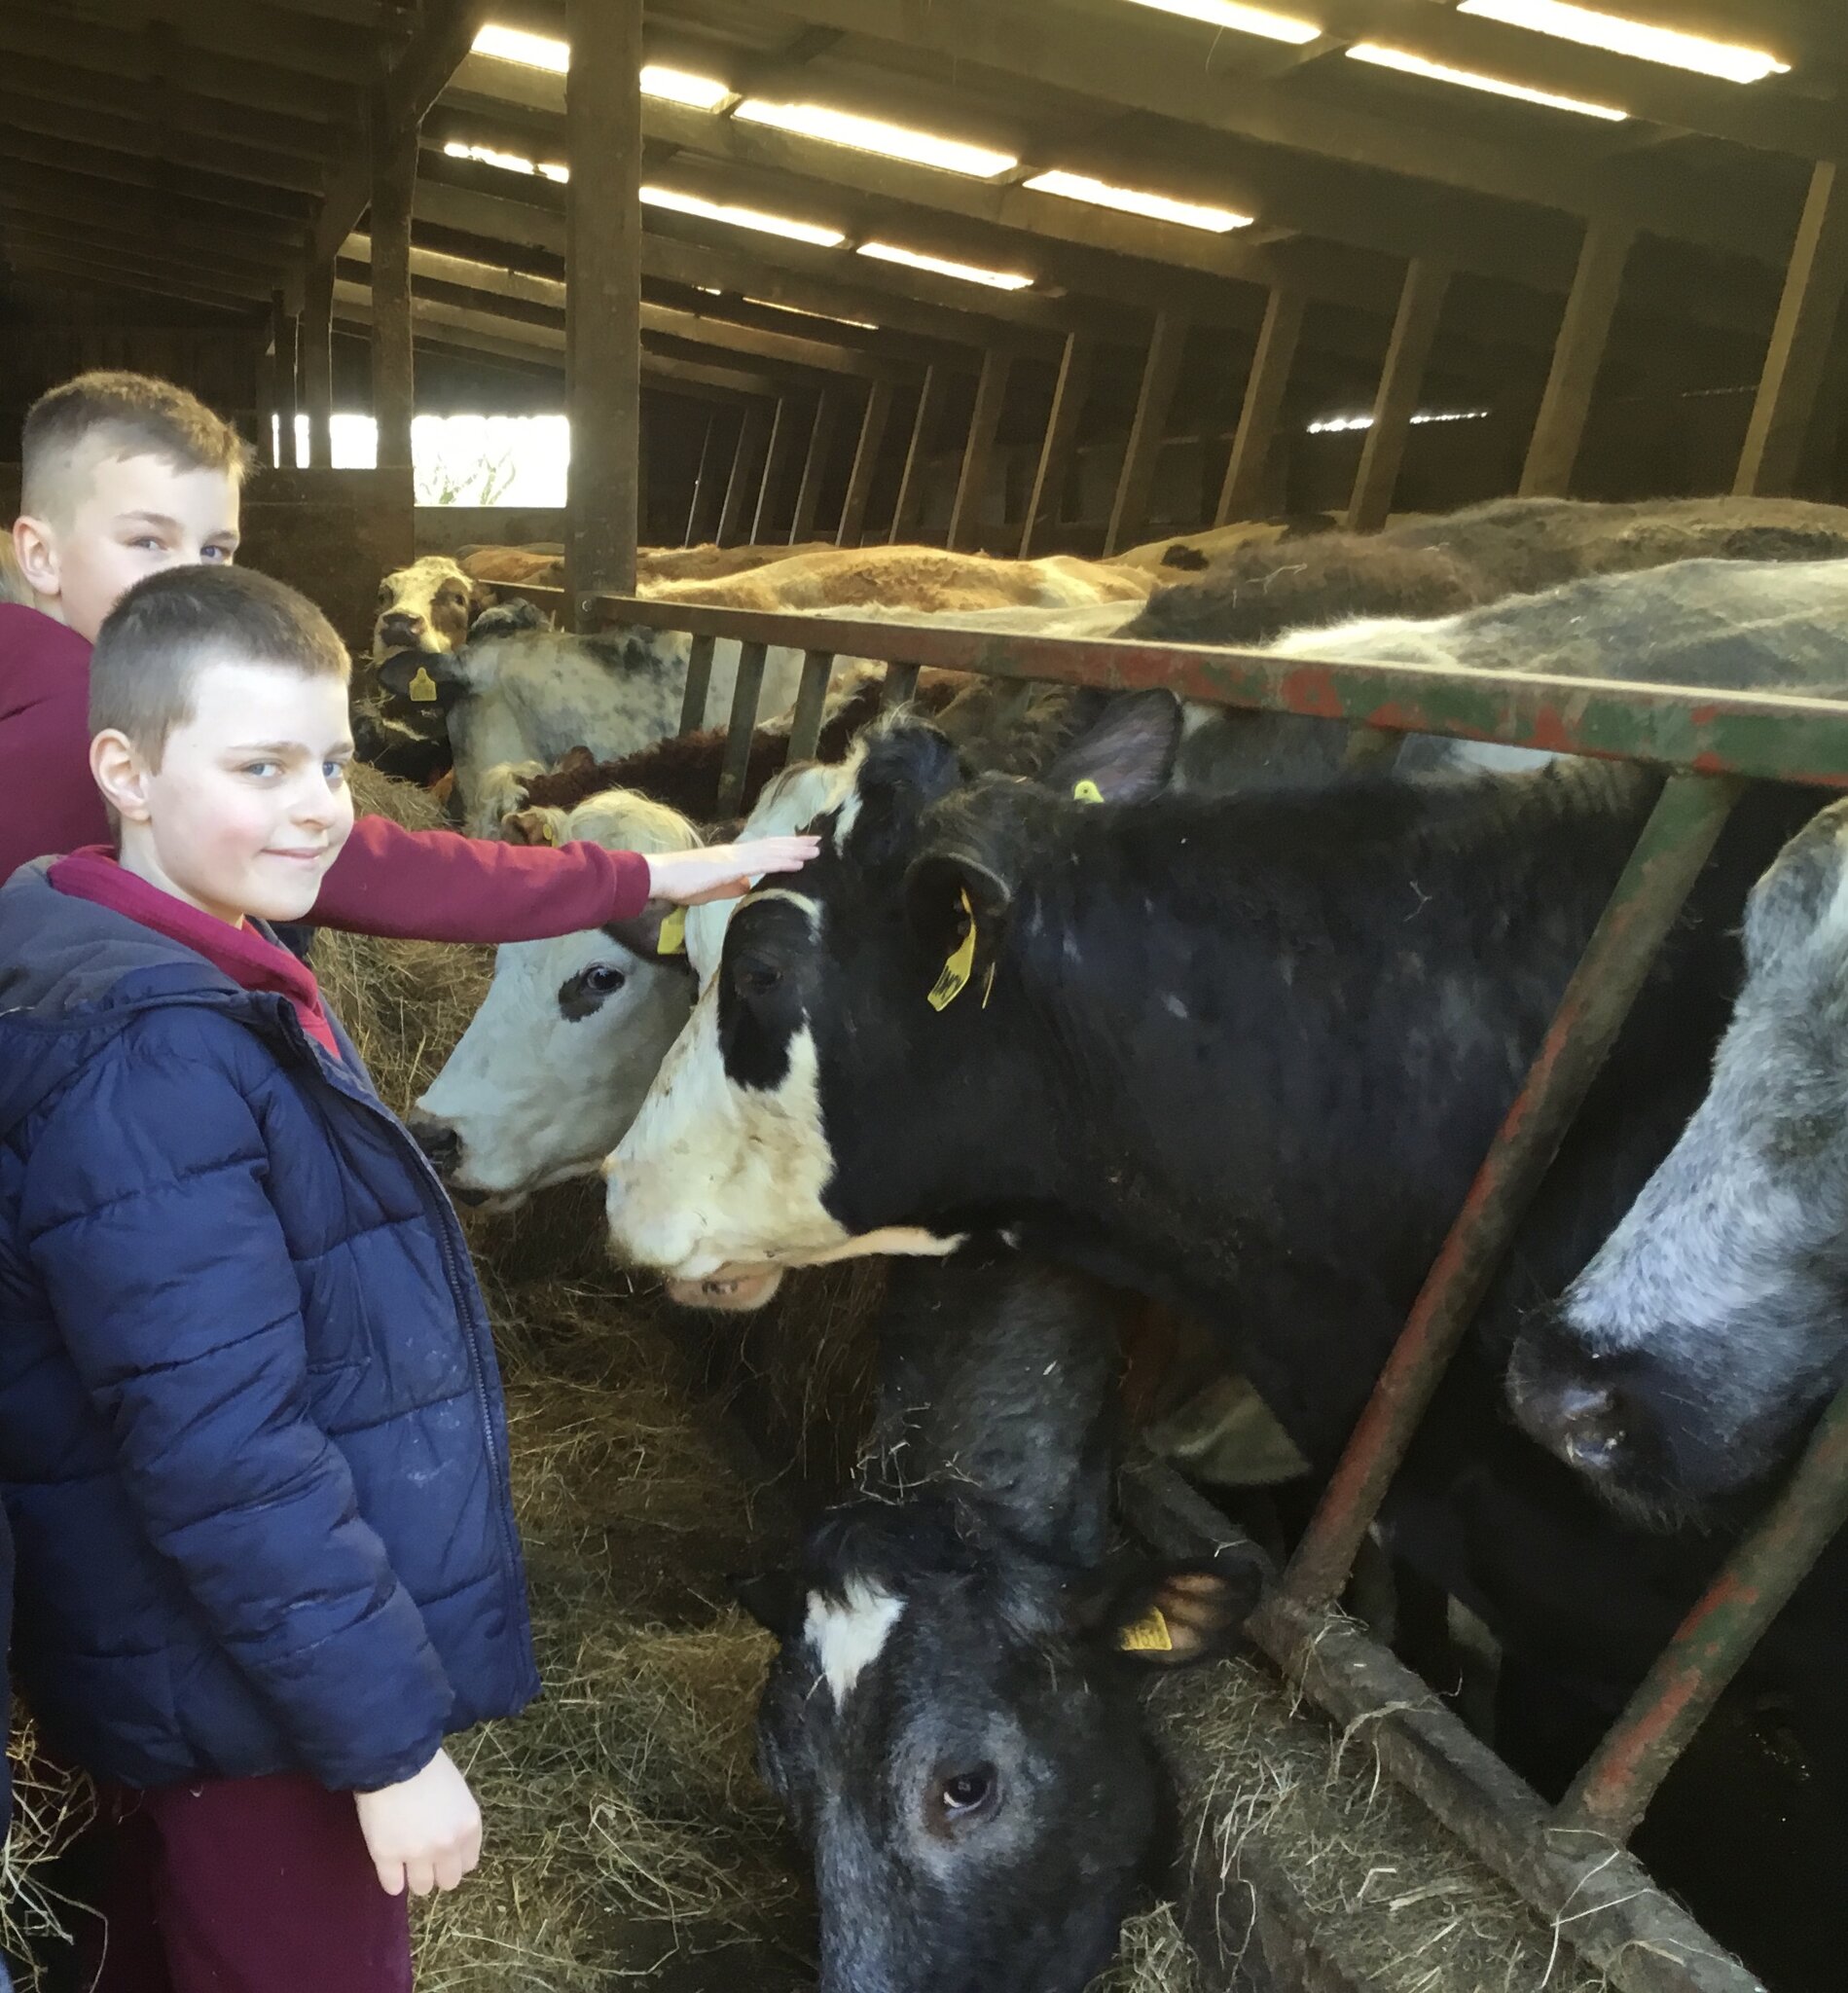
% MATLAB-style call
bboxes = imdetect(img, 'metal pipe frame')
[506,579,1848,1987]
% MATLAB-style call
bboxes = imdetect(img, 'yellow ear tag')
[408,666,439,705]
[1117,1606,1174,1654]
[1072,779,1105,804]
[538,818,560,847]
[657,907,688,956]
[927,890,977,1012]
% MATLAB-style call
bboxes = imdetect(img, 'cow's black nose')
[1543,1379,1628,1472]
[380,611,427,642]
[407,1110,460,1176]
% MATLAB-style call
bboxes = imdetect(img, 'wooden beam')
[8,245,264,317]
[0,159,308,255]
[948,351,1011,555]
[1105,312,1190,557]
[891,366,950,544]
[1,58,341,163]
[685,412,730,547]
[302,260,336,469]
[1348,259,1452,533]
[1735,162,1848,498]
[371,106,417,476]
[564,0,641,600]
[1217,286,1304,524]
[21,0,383,85]
[838,380,894,549]
[0,88,328,193]
[718,403,774,546]
[1020,334,1092,558]
[753,398,802,543]
[0,217,278,297]
[789,390,841,545]
[1520,221,1634,499]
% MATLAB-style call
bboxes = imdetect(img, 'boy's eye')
[201,545,233,563]
[243,761,281,779]
[324,761,349,784]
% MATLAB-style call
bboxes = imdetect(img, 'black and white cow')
[1507,797,1848,1525]
[738,1248,1260,1993]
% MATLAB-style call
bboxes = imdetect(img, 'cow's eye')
[582,965,627,996]
[734,959,783,999]
[939,1765,997,1820]
[378,586,392,604]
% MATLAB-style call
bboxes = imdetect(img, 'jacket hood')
[0,862,283,1135]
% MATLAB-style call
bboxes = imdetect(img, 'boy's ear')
[90,729,151,825]
[12,515,58,602]
[1070,1550,1265,1670]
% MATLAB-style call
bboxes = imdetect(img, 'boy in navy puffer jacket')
[0,566,564,1990]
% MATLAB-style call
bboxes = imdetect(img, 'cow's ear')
[903,848,1013,1012]
[466,579,499,625]
[502,806,564,847]
[1073,1550,1265,1669]
[840,719,962,870]
[602,904,695,970]
[559,744,598,779]
[730,1566,804,1641]
[1042,688,1181,805]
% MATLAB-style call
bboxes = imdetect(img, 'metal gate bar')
[1285,773,1743,1607]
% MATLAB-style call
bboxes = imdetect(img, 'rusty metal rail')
[498,579,1848,1990]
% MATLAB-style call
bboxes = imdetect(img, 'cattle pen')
[511,574,1848,1993]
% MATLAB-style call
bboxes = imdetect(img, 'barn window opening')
[641,186,845,247]
[1122,0,1322,45]
[1306,409,1491,433]
[640,65,735,110]
[442,140,568,183]
[1456,2,1789,84]
[274,414,569,507]
[1024,169,1252,233]
[1347,42,1628,118]
[734,101,1018,179]
[857,242,1034,291]
[471,23,568,72]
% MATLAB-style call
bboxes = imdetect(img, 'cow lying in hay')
[738,1248,1261,1993]
[602,686,1848,1978]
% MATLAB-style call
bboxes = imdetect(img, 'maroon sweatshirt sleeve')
[0,604,112,884]
[310,813,653,942]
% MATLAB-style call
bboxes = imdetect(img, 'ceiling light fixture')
[734,100,1018,178]
[856,241,1034,290]
[1025,168,1251,232]
[641,64,733,109]
[1457,1,1788,84]
[641,186,846,247]
[1347,42,1626,118]
[1123,0,1321,45]
[472,23,568,72]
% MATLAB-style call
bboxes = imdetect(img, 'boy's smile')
[95,658,355,928]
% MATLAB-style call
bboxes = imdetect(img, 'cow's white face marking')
[806,1580,905,1708]
[374,556,476,664]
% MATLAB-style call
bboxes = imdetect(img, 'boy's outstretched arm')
[19,1014,459,1793]
[310,813,817,944]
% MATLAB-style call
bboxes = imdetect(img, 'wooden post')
[718,404,772,545]
[1019,334,1092,558]
[837,380,893,547]
[1105,312,1189,556]
[1735,161,1848,497]
[565,0,642,605]
[1217,286,1304,524]
[684,411,728,546]
[752,397,801,543]
[369,108,416,481]
[254,332,277,469]
[272,288,300,471]
[1520,221,1633,498]
[889,365,948,543]
[1348,259,1451,533]
[302,259,335,471]
[947,349,1011,553]
[789,388,840,544]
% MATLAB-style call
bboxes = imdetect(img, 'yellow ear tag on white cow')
[1117,1606,1174,1654]
[537,818,561,847]
[657,907,688,956]
[408,666,439,704]
[1072,779,1105,804]
[927,890,978,1012]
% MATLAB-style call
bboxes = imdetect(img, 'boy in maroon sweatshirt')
[3,369,815,929]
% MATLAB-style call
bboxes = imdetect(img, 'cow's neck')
[924,767,1656,1459]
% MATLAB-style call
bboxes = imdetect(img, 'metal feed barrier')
[511,580,1848,1993]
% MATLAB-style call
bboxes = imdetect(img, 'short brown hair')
[21,371,255,522]
[91,566,349,766]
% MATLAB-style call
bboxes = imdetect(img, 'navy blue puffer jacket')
[0,865,537,1797]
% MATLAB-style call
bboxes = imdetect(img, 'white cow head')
[408,789,702,1205]
[373,555,492,665]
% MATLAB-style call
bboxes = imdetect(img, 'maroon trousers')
[85,1773,412,1993]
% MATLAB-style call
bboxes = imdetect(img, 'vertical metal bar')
[718,404,772,546]
[1020,334,1092,557]
[684,411,724,546]
[678,633,716,736]
[1217,286,1304,525]
[716,641,769,817]
[948,351,1011,553]
[786,650,836,763]
[1348,258,1451,533]
[1286,773,1743,1609]
[881,662,922,708]
[302,259,335,469]
[790,389,839,544]
[891,366,947,544]
[273,287,300,470]
[1105,311,1190,556]
[1561,1377,1848,1841]
[838,380,893,547]
[753,397,799,544]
